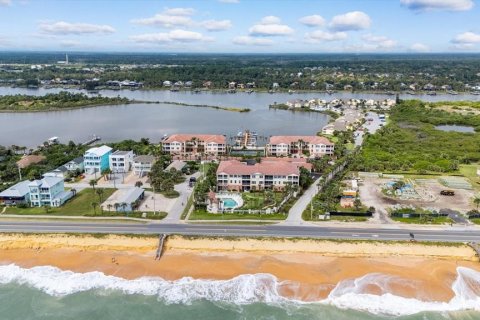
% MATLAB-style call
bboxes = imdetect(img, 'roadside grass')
[391,216,453,225]
[316,215,369,222]
[188,209,286,221]
[459,164,480,191]
[470,218,480,225]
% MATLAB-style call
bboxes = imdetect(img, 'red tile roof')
[164,134,226,144]
[217,160,300,176]
[262,157,313,171]
[269,135,333,145]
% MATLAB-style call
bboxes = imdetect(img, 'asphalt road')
[1,221,480,242]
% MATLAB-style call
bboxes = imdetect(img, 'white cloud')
[131,8,194,28]
[400,0,474,11]
[410,42,430,52]
[362,34,398,49]
[306,30,347,42]
[201,19,232,31]
[330,11,371,31]
[0,0,11,6]
[299,15,326,27]
[218,0,239,3]
[259,16,282,25]
[163,7,195,16]
[450,43,476,50]
[451,31,480,44]
[233,36,274,46]
[39,21,115,35]
[130,29,212,44]
[249,16,293,37]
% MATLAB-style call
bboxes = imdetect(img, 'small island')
[0,91,251,113]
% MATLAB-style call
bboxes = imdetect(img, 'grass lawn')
[459,164,480,191]
[391,216,452,225]
[241,192,286,210]
[189,209,286,221]
[470,218,480,225]
[5,188,116,216]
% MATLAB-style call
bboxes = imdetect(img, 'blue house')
[83,145,112,174]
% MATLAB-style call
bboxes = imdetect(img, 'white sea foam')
[0,264,479,316]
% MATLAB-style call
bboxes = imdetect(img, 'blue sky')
[0,0,479,52]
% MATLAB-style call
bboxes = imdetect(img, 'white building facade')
[109,150,134,173]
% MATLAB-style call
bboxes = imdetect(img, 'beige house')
[216,160,300,192]
[266,135,334,158]
[162,134,227,155]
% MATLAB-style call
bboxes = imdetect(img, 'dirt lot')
[359,176,475,215]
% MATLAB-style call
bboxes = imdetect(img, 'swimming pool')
[222,198,238,209]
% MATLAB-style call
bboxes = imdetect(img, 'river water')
[1,87,480,147]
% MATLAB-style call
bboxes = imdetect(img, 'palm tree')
[114,202,120,212]
[91,202,98,215]
[353,198,362,211]
[89,179,97,191]
[120,202,128,215]
[135,181,143,188]
[96,188,105,202]
[107,203,113,211]
[474,197,480,210]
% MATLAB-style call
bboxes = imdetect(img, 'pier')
[155,234,168,260]
[81,134,101,146]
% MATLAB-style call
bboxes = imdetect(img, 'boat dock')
[81,134,101,146]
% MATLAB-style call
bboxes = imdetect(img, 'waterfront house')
[162,134,227,156]
[133,155,156,177]
[216,160,300,192]
[0,180,31,205]
[63,156,84,172]
[28,177,73,207]
[83,145,112,174]
[162,80,172,87]
[266,136,334,158]
[109,150,134,174]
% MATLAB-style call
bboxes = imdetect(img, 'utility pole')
[153,185,156,216]
[18,166,22,180]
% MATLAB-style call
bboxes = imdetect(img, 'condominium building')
[216,160,300,192]
[109,150,134,173]
[83,145,112,174]
[28,177,73,207]
[162,134,227,155]
[266,135,334,158]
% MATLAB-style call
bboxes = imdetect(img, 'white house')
[83,145,112,174]
[133,155,156,177]
[63,157,84,172]
[28,177,73,207]
[109,150,134,173]
[43,165,69,179]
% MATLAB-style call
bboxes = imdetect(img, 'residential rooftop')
[164,134,226,144]
[217,160,300,176]
[269,135,333,145]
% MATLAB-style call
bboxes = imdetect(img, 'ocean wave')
[0,264,479,316]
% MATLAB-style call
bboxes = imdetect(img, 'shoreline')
[0,233,479,304]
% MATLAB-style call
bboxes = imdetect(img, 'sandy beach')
[0,234,478,303]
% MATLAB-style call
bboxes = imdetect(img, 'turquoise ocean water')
[0,264,479,320]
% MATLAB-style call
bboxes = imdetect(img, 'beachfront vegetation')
[354,100,480,174]
[0,91,130,112]
[188,209,286,221]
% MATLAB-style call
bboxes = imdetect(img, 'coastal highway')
[1,221,480,242]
